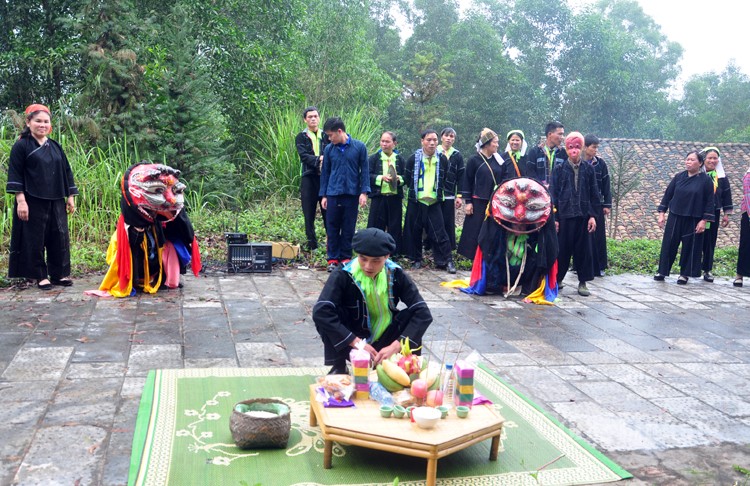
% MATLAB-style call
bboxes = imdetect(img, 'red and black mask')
[121,163,186,226]
[490,178,551,234]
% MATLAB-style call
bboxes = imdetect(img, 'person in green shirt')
[402,130,456,273]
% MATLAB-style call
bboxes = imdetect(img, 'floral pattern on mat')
[175,391,345,467]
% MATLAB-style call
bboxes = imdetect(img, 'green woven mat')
[128,366,630,485]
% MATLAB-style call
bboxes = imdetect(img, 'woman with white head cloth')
[457,128,503,260]
[499,129,531,183]
[699,146,733,282]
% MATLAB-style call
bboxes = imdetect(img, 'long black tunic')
[7,136,78,198]
[658,171,714,221]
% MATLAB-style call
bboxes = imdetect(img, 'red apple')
[425,389,443,407]
[410,378,429,399]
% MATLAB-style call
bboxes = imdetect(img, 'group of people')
[654,147,748,287]
[297,112,614,297]
[296,108,462,274]
[6,103,750,299]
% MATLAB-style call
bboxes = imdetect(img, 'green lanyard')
[544,146,556,171]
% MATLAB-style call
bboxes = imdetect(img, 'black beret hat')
[352,228,396,257]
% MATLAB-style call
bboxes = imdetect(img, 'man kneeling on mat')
[313,227,433,374]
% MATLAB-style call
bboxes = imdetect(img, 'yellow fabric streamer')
[99,227,163,297]
[440,278,470,288]
[523,277,555,306]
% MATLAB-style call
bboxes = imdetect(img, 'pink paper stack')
[350,348,370,400]
[453,360,474,407]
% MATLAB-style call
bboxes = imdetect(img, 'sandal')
[653,273,665,281]
[676,276,688,285]
[37,279,53,290]
[51,278,74,287]
[734,277,744,288]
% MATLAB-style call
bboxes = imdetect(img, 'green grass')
[607,237,739,276]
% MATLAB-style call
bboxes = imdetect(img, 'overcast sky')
[571,0,750,89]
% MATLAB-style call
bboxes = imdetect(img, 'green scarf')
[706,170,718,229]
[350,259,392,342]
[507,234,528,266]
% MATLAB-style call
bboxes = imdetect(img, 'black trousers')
[701,210,721,273]
[738,213,750,277]
[557,216,594,284]
[367,195,403,256]
[440,198,457,250]
[300,175,326,249]
[9,196,71,280]
[591,208,608,271]
[657,213,704,277]
[403,200,452,266]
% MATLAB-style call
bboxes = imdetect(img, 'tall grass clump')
[243,106,382,201]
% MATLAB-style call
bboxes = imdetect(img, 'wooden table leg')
[489,433,500,461]
[309,406,318,427]
[324,440,333,469]
[426,457,437,486]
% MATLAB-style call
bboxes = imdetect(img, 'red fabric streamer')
[116,215,131,291]
[469,245,484,287]
[190,236,202,277]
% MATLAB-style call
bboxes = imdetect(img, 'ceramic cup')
[437,406,449,419]
[456,405,470,418]
[406,406,416,418]
[393,405,406,418]
[379,405,393,418]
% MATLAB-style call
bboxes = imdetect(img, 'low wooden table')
[309,385,505,486]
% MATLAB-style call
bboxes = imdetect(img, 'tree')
[141,4,233,195]
[0,1,83,110]
[503,0,572,114]
[400,52,453,133]
[183,0,305,150]
[296,0,398,113]
[443,12,543,143]
[677,63,750,142]
[606,142,640,238]
[76,0,152,147]
[556,0,681,138]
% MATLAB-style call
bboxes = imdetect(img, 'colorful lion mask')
[121,163,186,224]
[490,177,552,234]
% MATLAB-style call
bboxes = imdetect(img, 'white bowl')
[412,406,441,429]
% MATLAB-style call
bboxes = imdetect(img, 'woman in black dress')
[6,104,78,289]
[654,151,714,284]
[457,128,503,260]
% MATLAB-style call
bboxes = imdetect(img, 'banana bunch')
[376,359,410,392]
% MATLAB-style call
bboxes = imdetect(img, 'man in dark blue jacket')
[550,132,600,296]
[320,117,370,272]
[526,121,568,186]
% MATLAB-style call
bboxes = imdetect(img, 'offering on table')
[453,360,475,408]
[374,339,441,408]
[350,346,371,400]
[316,374,354,407]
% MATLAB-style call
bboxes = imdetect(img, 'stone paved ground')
[1,268,750,485]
